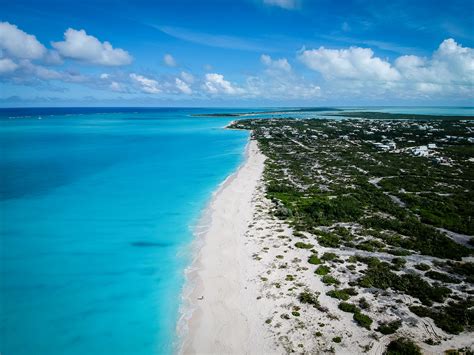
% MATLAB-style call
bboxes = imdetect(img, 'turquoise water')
[0,108,248,355]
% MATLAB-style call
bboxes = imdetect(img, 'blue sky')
[1,0,473,106]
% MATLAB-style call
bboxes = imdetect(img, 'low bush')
[317,232,341,247]
[327,288,357,300]
[308,254,322,265]
[322,275,340,285]
[298,290,320,308]
[384,338,421,355]
[321,252,338,261]
[295,242,314,249]
[353,312,373,329]
[338,302,359,313]
[377,320,402,335]
[425,270,461,284]
[414,263,431,271]
[315,265,330,275]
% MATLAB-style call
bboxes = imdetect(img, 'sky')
[1,0,473,107]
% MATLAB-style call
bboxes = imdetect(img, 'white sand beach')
[180,139,275,354]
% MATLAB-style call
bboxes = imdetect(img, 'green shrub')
[391,257,406,270]
[298,290,320,307]
[326,288,357,300]
[332,336,342,343]
[315,265,330,275]
[338,302,359,313]
[414,263,431,271]
[308,254,322,265]
[353,312,373,329]
[322,275,340,285]
[317,232,341,247]
[377,320,402,335]
[357,261,451,306]
[321,252,338,261]
[425,270,461,284]
[295,242,314,249]
[358,297,371,310]
[384,338,421,355]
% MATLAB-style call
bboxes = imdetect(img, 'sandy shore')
[179,139,274,354]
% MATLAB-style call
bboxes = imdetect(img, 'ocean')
[0,108,249,355]
[0,106,472,355]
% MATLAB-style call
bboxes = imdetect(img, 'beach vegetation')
[338,302,359,313]
[425,270,461,284]
[308,254,322,265]
[295,242,314,249]
[353,312,373,329]
[383,338,421,355]
[298,290,320,308]
[315,265,330,275]
[322,275,340,285]
[377,320,402,335]
[409,298,474,334]
[414,263,431,271]
[327,288,357,301]
[321,252,338,261]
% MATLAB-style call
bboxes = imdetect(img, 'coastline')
[178,138,273,354]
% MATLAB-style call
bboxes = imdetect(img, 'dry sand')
[179,140,275,354]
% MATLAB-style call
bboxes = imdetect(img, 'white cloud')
[163,53,176,67]
[203,73,242,95]
[52,28,132,66]
[0,58,19,74]
[298,38,474,98]
[299,46,400,81]
[395,38,473,87]
[130,73,160,94]
[263,0,297,10]
[261,54,291,72]
[175,78,192,94]
[0,22,47,59]
[109,81,124,92]
[180,71,194,83]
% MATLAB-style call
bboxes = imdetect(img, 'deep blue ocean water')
[0,106,472,355]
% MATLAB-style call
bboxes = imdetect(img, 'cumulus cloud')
[261,54,291,72]
[130,73,160,93]
[163,54,176,67]
[395,38,473,87]
[298,38,474,98]
[299,46,400,81]
[175,78,192,94]
[0,22,47,60]
[180,71,194,84]
[52,28,132,66]
[203,73,242,95]
[109,81,124,92]
[263,0,297,10]
[0,58,19,74]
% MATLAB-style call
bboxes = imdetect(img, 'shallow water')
[0,108,248,355]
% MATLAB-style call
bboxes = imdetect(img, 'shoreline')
[177,138,273,354]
